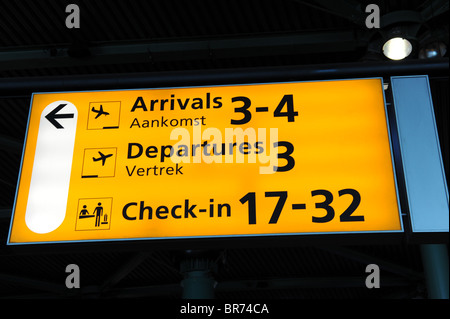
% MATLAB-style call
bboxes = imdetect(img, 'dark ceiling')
[0,0,448,300]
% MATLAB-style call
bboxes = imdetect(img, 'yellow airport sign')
[8,78,402,244]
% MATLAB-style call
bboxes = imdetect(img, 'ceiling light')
[382,37,413,60]
[419,42,447,59]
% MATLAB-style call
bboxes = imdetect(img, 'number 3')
[311,189,335,223]
[230,96,251,125]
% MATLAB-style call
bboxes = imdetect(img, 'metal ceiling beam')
[0,30,362,71]
[305,0,449,28]
[301,0,366,26]
[217,276,414,291]
[320,246,425,281]
[100,252,152,292]
[97,276,417,298]
[0,273,66,295]
[420,0,449,22]
[2,275,415,298]
[0,58,447,97]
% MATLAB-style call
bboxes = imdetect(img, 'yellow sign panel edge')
[7,77,404,245]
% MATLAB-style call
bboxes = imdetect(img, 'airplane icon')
[91,105,110,119]
[92,151,113,166]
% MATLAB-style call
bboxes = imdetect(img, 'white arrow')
[25,101,78,234]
